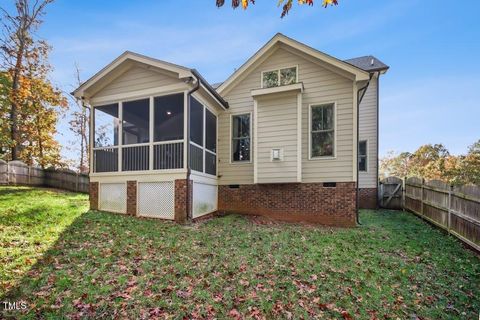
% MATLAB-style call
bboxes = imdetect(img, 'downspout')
[186,75,200,221]
[376,74,380,209]
[356,72,376,225]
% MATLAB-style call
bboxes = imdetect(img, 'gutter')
[185,74,201,221]
[190,69,229,109]
[356,72,377,225]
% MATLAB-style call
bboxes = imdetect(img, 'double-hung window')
[231,114,251,162]
[310,103,335,158]
[262,66,297,88]
[358,140,367,172]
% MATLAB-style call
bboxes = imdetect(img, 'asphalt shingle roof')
[344,55,389,72]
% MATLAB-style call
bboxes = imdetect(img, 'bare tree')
[0,0,54,160]
[68,64,89,173]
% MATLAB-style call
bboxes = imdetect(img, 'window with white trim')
[262,66,297,88]
[231,114,251,162]
[359,140,367,172]
[310,103,335,158]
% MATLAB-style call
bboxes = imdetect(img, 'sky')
[2,0,480,163]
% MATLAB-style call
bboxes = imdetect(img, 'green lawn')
[1,186,479,319]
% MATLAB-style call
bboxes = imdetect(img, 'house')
[73,33,389,227]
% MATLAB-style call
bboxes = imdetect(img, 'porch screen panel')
[205,152,216,175]
[122,99,150,145]
[190,144,203,172]
[154,93,184,141]
[205,109,216,153]
[190,97,203,146]
[94,148,118,172]
[122,145,149,171]
[94,103,119,147]
[154,142,184,170]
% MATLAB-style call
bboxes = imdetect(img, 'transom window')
[359,140,367,172]
[262,66,297,88]
[231,114,251,162]
[310,103,335,158]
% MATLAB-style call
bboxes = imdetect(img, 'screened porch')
[92,92,217,176]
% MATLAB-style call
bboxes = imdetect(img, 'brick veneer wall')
[89,182,99,210]
[127,181,137,216]
[218,182,357,227]
[359,188,377,209]
[174,179,191,223]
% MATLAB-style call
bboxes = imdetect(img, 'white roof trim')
[217,33,370,95]
[73,51,192,98]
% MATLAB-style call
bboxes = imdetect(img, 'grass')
[1,186,479,319]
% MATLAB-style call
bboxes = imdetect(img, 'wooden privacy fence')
[400,176,480,251]
[0,160,89,193]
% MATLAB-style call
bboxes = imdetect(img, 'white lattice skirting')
[137,182,175,220]
[99,183,127,213]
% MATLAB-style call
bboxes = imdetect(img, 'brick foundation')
[218,182,357,227]
[127,181,137,216]
[359,188,377,209]
[174,179,191,223]
[89,182,99,210]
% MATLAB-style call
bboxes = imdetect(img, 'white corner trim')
[297,92,302,183]
[253,101,258,183]
[251,82,303,97]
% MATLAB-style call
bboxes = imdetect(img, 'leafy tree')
[0,0,54,160]
[216,0,338,17]
[380,141,480,186]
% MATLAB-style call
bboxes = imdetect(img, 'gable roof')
[344,55,389,72]
[216,33,371,94]
[72,51,228,109]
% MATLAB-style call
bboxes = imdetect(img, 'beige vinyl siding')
[218,47,355,185]
[94,65,179,98]
[359,77,378,188]
[256,93,298,183]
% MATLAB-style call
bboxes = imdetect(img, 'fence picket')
[0,160,89,193]
[391,175,480,252]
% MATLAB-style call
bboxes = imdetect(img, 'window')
[359,140,367,172]
[94,103,119,147]
[232,114,251,162]
[154,93,184,142]
[122,99,150,145]
[262,66,297,88]
[310,103,335,158]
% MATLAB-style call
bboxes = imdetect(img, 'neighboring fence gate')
[379,176,480,252]
[379,176,403,209]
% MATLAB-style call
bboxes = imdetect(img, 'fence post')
[420,178,425,216]
[402,177,406,211]
[6,161,9,185]
[448,184,453,234]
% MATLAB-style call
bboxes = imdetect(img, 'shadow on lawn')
[1,210,181,318]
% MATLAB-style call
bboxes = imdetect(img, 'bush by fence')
[379,176,480,252]
[0,160,89,193]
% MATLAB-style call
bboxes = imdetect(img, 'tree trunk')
[10,41,25,160]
